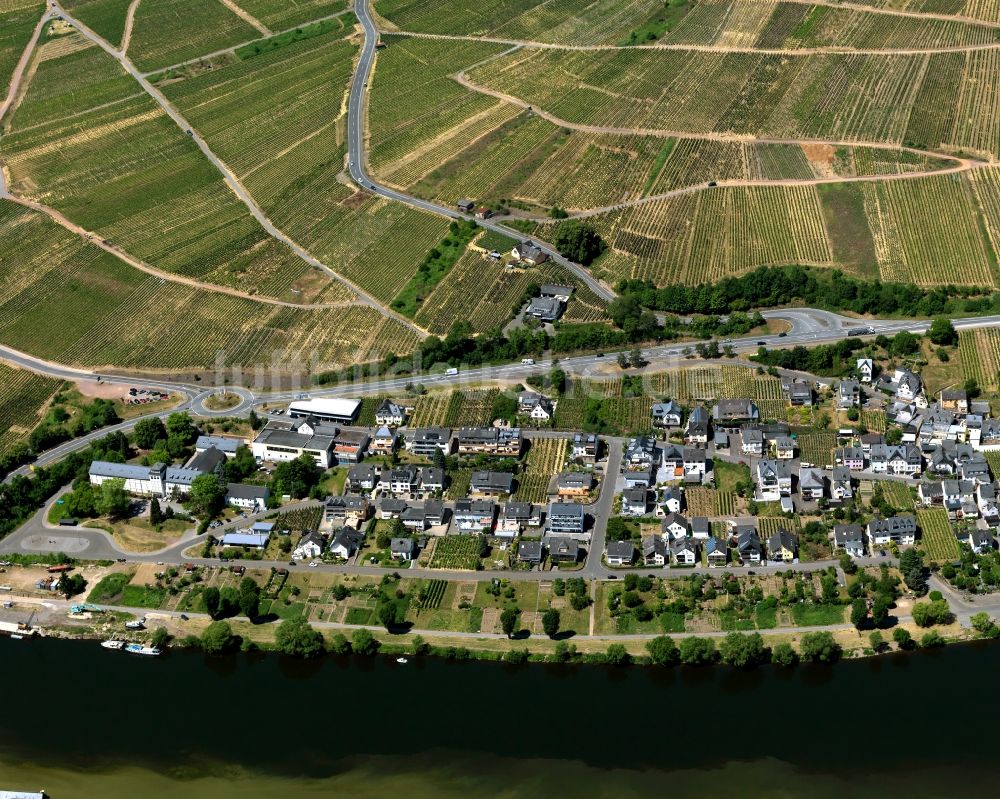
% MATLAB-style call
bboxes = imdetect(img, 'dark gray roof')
[226,483,268,500]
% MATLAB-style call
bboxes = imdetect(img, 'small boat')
[124,618,145,630]
[124,643,160,657]
[396,657,408,664]
[101,639,125,650]
[9,634,24,640]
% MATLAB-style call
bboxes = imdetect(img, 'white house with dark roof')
[867,515,917,547]
[375,400,407,427]
[605,540,635,567]
[651,401,683,429]
[252,418,337,468]
[225,483,269,512]
[512,240,548,265]
[834,524,866,558]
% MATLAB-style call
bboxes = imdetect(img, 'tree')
[57,572,86,598]
[646,635,679,666]
[224,446,258,482]
[885,426,903,445]
[149,497,163,526]
[275,617,325,657]
[869,631,885,653]
[542,608,561,638]
[165,412,198,445]
[378,601,400,631]
[679,636,716,665]
[351,628,379,656]
[97,478,130,520]
[551,220,606,266]
[851,598,869,630]
[921,630,945,648]
[132,417,166,450]
[202,586,221,619]
[248,409,262,430]
[872,593,892,628]
[238,576,260,620]
[771,642,798,667]
[892,627,913,650]
[201,620,236,654]
[188,474,224,519]
[898,549,927,594]
[605,643,629,666]
[912,599,950,627]
[273,453,321,499]
[329,633,351,655]
[554,641,577,662]
[500,607,520,638]
[718,632,766,668]
[629,348,646,368]
[151,626,170,649]
[927,317,958,346]
[799,632,842,663]
[971,612,1000,638]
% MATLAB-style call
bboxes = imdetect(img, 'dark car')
[607,574,618,580]
[289,560,297,566]
[757,341,766,345]
[179,614,189,621]
[778,332,787,337]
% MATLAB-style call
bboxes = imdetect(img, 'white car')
[309,562,319,568]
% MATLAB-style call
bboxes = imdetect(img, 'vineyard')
[127,0,260,72]
[880,481,914,511]
[61,0,133,47]
[0,204,420,370]
[2,40,346,304]
[429,534,484,570]
[237,0,349,29]
[0,364,62,457]
[159,28,449,304]
[794,431,836,468]
[414,578,447,611]
[374,0,664,45]
[685,487,734,517]
[757,516,801,538]
[0,0,43,92]
[270,505,324,533]
[985,451,1000,479]
[917,508,959,562]
[860,409,887,433]
[515,437,568,503]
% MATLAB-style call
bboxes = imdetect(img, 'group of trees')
[551,220,606,265]
[616,265,998,318]
[642,631,840,667]
[133,412,200,464]
[202,577,260,621]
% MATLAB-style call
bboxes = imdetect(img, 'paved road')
[580,438,622,578]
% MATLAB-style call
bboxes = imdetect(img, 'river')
[0,636,995,798]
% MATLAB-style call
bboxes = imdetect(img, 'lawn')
[87,571,132,604]
[790,603,846,626]
[119,584,167,609]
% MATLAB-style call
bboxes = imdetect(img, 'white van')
[445,367,459,376]
[521,358,535,365]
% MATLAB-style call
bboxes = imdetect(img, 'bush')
[770,642,798,667]
[921,630,945,648]
[646,635,678,666]
[679,636,716,665]
[799,632,842,664]
[606,643,629,666]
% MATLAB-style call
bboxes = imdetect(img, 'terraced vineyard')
[0,363,61,457]
[0,204,420,370]
[917,508,959,562]
[515,437,567,503]
[160,27,450,303]
[959,328,1000,390]
[127,0,260,72]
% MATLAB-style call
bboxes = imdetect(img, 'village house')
[712,398,759,427]
[643,536,668,567]
[518,540,544,565]
[324,495,370,528]
[500,501,541,534]
[556,471,594,498]
[798,467,826,501]
[369,426,396,456]
[453,499,496,532]
[756,459,792,500]
[526,296,564,322]
[623,464,654,489]
[783,379,813,407]
[940,389,969,414]
[570,432,599,465]
[347,463,380,493]
[548,501,586,536]
[682,448,707,482]
[378,497,407,520]
[469,470,515,498]
[195,435,245,458]
[857,358,873,383]
[620,487,649,517]
[548,537,580,564]
[651,400,683,429]
[684,406,710,444]
[225,483,269,513]
[606,540,635,567]
[654,486,683,516]
[511,240,548,265]
[390,537,417,561]
[766,530,797,563]
[773,435,796,460]
[375,399,408,427]
[406,427,452,457]
[518,391,554,421]
[741,428,764,456]
[828,466,854,503]
[837,380,862,408]
[456,427,522,457]
[624,435,660,470]
[328,529,364,560]
[293,531,326,560]
[706,536,728,567]
[834,524,867,558]
[690,516,710,539]
[737,529,763,565]
[867,515,917,547]
[958,524,994,554]
[661,512,690,540]
[671,538,699,566]
[835,446,865,471]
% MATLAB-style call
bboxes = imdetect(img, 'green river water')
[0,636,995,798]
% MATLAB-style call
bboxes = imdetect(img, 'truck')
[46,564,72,573]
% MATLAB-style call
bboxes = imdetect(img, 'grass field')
[918,508,959,562]
[0,363,61,457]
